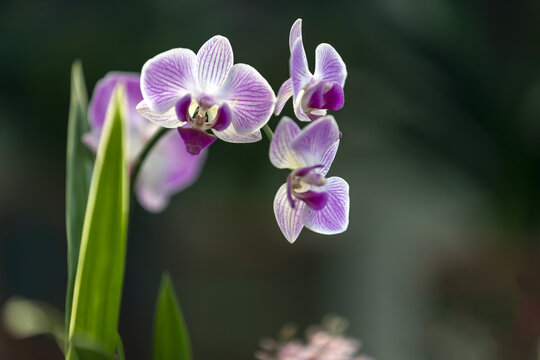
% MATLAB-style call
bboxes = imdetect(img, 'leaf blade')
[153,273,192,360]
[67,85,129,358]
[65,60,94,336]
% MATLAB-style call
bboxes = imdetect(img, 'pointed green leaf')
[153,273,192,360]
[65,60,94,336]
[67,86,129,359]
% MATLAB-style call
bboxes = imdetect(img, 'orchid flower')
[270,116,349,243]
[84,72,206,212]
[137,35,276,155]
[275,19,347,122]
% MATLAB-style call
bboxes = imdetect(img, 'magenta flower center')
[286,165,328,210]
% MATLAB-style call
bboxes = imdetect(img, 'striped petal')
[290,116,340,166]
[314,43,347,87]
[218,63,275,135]
[212,126,262,143]
[289,18,303,52]
[269,116,306,169]
[290,39,312,99]
[301,177,349,235]
[136,100,185,128]
[274,78,293,116]
[141,48,198,113]
[274,183,305,243]
[197,35,233,94]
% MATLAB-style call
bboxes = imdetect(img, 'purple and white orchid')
[85,72,206,213]
[275,19,347,122]
[270,116,349,243]
[137,35,276,155]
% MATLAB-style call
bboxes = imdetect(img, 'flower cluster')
[255,318,372,360]
[85,18,350,242]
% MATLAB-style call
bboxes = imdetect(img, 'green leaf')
[116,333,125,360]
[65,60,94,337]
[153,273,192,360]
[67,85,129,359]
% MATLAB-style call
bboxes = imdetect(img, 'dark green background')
[2,0,540,359]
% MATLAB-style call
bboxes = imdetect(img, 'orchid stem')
[262,124,274,142]
[130,127,170,189]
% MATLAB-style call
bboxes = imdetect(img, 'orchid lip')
[177,126,217,155]
[286,164,327,209]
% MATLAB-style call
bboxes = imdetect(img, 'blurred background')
[2,0,540,359]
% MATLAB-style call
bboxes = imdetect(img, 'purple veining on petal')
[212,126,262,143]
[269,116,304,169]
[319,140,339,176]
[175,94,192,123]
[218,63,275,135]
[177,126,217,155]
[289,19,303,52]
[197,35,233,93]
[290,116,341,166]
[211,103,232,131]
[294,190,329,210]
[301,177,349,235]
[274,183,305,243]
[136,100,184,128]
[322,83,344,110]
[141,48,198,113]
[274,78,293,116]
[314,43,347,87]
[290,39,312,98]
[286,174,296,209]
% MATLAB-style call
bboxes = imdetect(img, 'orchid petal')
[290,116,340,166]
[319,140,339,175]
[177,127,217,155]
[274,183,305,243]
[141,48,198,113]
[290,39,312,98]
[175,94,192,123]
[218,63,275,135]
[322,83,344,110]
[301,177,349,235]
[314,43,347,87]
[197,35,233,94]
[289,18,303,52]
[211,126,262,143]
[212,102,232,131]
[136,130,206,212]
[269,117,306,169]
[275,78,293,116]
[136,100,185,128]
[89,72,142,129]
[292,92,313,122]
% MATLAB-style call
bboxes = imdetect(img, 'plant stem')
[262,124,274,142]
[130,127,170,189]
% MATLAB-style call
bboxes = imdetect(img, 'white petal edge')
[269,116,306,169]
[274,183,305,243]
[289,18,303,52]
[212,126,262,143]
[136,100,186,129]
[274,78,293,116]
